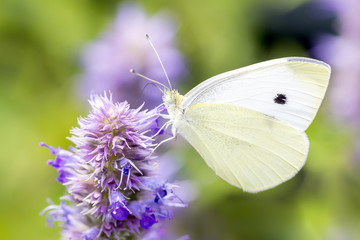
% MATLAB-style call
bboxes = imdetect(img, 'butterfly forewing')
[182,57,330,131]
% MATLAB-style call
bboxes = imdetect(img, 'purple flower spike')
[41,92,188,239]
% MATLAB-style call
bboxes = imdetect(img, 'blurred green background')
[1,0,359,239]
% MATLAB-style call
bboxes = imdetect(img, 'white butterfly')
[158,57,330,193]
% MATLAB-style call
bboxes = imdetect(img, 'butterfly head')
[162,89,185,117]
[162,89,181,106]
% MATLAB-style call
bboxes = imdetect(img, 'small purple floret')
[140,213,157,229]
[154,189,167,203]
[110,202,129,221]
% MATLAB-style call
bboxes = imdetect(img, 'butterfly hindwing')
[179,103,309,192]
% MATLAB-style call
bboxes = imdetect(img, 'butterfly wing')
[179,103,308,193]
[183,57,330,131]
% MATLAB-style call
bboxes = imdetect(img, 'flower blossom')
[41,92,187,239]
[79,3,186,108]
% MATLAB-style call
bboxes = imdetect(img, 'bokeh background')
[1,0,360,239]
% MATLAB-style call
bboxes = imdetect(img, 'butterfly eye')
[163,91,174,104]
[274,93,287,105]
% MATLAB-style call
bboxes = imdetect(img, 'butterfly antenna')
[143,82,163,94]
[130,69,167,92]
[145,34,172,90]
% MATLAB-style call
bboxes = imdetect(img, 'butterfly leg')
[159,113,171,119]
[150,120,173,139]
[150,134,176,155]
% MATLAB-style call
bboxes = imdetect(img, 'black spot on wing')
[274,93,287,104]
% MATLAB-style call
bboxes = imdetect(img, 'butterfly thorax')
[162,89,186,136]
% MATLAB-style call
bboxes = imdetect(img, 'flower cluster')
[78,3,186,108]
[41,93,187,239]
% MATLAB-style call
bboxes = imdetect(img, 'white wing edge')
[246,131,310,193]
[296,59,331,132]
[183,57,331,109]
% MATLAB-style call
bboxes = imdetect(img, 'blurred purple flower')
[312,0,360,124]
[41,92,187,239]
[79,3,186,108]
[312,0,360,163]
